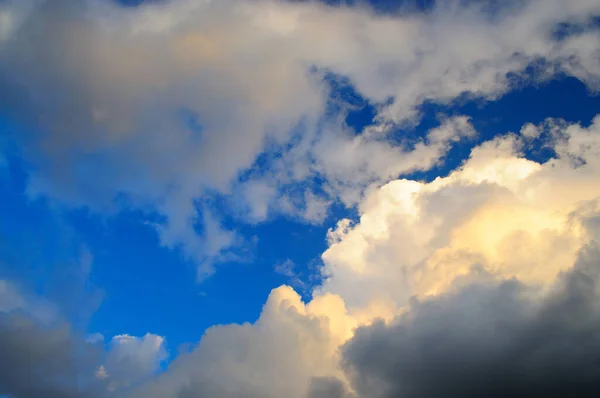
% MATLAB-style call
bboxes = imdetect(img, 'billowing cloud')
[320,116,600,310]
[341,242,600,398]
[118,286,356,398]
[1,0,599,276]
[100,333,168,391]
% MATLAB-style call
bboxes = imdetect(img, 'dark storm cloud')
[0,312,101,398]
[341,244,600,398]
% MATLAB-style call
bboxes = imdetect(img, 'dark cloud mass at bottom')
[339,243,600,398]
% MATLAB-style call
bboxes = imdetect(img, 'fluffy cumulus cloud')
[1,0,600,276]
[96,333,168,392]
[2,0,600,397]
[118,286,355,398]
[320,116,600,309]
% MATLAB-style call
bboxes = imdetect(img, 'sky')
[1,0,600,397]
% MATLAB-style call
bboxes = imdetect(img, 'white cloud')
[319,116,600,310]
[100,333,168,392]
[119,286,356,398]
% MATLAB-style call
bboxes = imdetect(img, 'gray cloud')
[308,377,356,398]
[176,379,264,398]
[0,279,168,398]
[341,241,600,398]
[0,312,101,398]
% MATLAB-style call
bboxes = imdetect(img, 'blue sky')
[1,1,600,397]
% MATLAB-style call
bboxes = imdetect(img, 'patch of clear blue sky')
[1,0,600,353]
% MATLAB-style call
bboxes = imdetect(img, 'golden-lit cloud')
[320,117,600,309]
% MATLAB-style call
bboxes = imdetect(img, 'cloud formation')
[320,116,600,310]
[342,243,600,398]
[118,286,355,398]
[101,333,168,391]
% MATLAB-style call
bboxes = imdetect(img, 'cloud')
[101,333,168,391]
[0,279,58,323]
[0,279,167,397]
[0,279,29,312]
[119,286,358,398]
[275,258,309,291]
[319,116,600,309]
[341,242,600,398]
[1,0,599,277]
[0,310,169,398]
[0,312,101,398]
[118,222,600,398]
[275,258,298,278]
[308,376,357,398]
